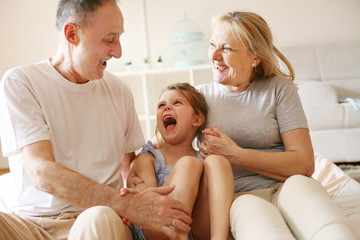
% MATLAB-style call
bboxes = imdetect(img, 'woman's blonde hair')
[213,11,294,81]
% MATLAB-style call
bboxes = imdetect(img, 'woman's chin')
[212,71,228,84]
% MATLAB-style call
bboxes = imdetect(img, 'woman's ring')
[204,146,208,155]
[172,219,176,226]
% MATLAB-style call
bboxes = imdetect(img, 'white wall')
[1,0,360,76]
[139,0,360,69]
[0,0,360,167]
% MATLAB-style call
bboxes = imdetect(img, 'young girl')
[129,83,234,240]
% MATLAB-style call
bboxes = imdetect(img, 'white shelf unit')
[113,64,213,140]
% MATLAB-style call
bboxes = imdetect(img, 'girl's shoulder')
[139,141,164,165]
[134,152,156,167]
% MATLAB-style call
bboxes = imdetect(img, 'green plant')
[125,61,132,65]
[157,56,163,63]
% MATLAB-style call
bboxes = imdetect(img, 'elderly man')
[0,0,191,239]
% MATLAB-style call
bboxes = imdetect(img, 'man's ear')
[64,22,79,45]
[193,114,205,127]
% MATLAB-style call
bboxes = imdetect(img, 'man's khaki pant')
[0,206,132,240]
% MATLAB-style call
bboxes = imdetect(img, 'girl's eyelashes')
[157,99,184,109]
[158,103,165,109]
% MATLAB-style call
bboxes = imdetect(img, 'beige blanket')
[312,153,351,199]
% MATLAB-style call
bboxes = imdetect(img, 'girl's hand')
[127,176,144,188]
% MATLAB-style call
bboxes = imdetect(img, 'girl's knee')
[204,155,231,170]
[177,156,203,171]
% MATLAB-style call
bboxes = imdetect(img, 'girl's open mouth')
[163,115,177,131]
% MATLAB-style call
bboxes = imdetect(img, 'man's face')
[71,1,124,82]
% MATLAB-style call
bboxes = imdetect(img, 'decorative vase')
[171,12,205,67]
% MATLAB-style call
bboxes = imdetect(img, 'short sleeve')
[0,68,51,156]
[275,79,308,133]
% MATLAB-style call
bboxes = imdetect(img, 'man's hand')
[120,185,192,239]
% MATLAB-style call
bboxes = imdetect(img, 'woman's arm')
[202,125,314,182]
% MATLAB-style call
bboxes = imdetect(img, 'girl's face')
[208,22,258,92]
[157,89,203,145]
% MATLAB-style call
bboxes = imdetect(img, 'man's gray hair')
[55,0,119,31]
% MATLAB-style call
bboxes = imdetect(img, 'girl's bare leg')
[192,155,234,240]
[144,156,203,240]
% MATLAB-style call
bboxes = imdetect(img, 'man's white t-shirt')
[0,59,145,216]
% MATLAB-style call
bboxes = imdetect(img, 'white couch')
[281,42,360,163]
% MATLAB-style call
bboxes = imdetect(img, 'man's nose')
[111,40,122,59]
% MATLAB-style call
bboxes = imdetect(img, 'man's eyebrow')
[106,32,121,36]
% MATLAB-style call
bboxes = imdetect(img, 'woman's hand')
[203,125,314,181]
[201,124,241,161]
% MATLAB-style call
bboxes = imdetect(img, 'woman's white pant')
[230,175,357,240]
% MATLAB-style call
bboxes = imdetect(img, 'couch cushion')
[304,102,360,133]
[310,128,360,162]
[344,103,360,128]
[304,105,345,130]
[281,46,321,80]
[327,78,360,98]
[317,42,360,81]
[297,81,338,106]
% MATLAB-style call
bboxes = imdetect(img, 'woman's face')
[208,22,257,92]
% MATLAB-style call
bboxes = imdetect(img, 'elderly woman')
[197,11,357,239]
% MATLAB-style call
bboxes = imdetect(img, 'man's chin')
[90,71,105,80]
[214,77,227,85]
[97,72,105,80]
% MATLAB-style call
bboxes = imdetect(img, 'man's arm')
[22,140,124,209]
[22,140,192,238]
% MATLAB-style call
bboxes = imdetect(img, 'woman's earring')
[252,63,256,67]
